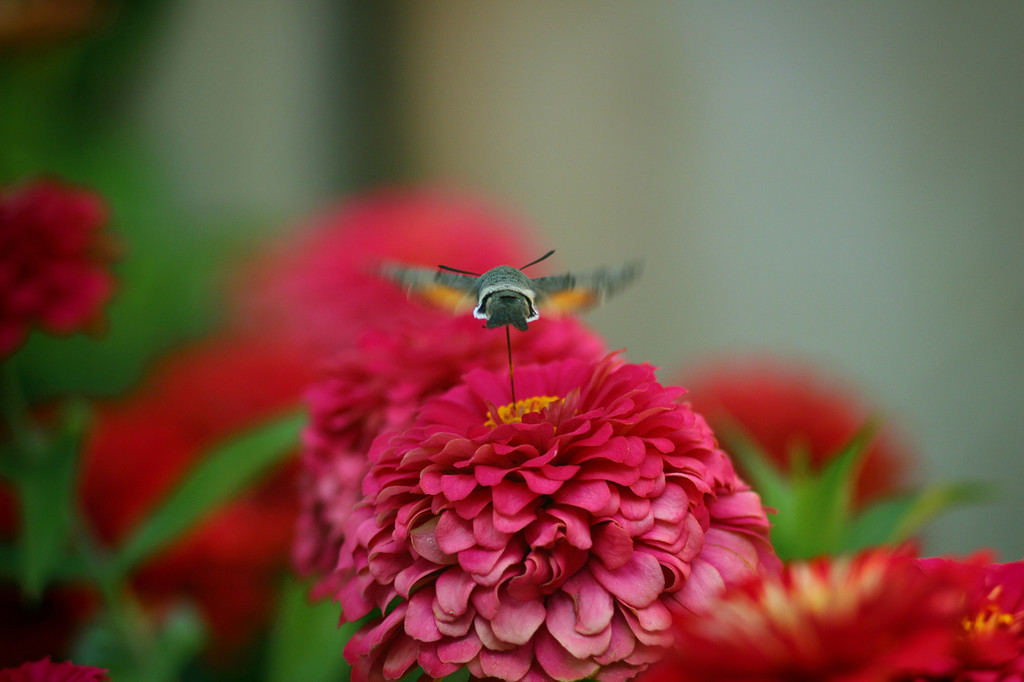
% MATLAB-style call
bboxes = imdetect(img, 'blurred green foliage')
[1,0,272,400]
[725,419,990,561]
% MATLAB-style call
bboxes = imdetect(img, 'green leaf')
[114,410,304,575]
[841,481,992,552]
[718,424,791,514]
[790,419,877,557]
[725,418,878,561]
[265,577,357,682]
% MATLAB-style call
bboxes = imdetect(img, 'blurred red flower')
[0,657,108,682]
[679,357,911,505]
[919,556,1024,679]
[0,337,307,664]
[0,178,115,358]
[333,355,778,681]
[642,549,970,682]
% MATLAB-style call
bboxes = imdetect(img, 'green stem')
[0,359,45,457]
[74,519,153,663]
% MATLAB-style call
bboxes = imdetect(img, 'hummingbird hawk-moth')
[379,250,642,331]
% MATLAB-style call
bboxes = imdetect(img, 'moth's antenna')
[506,326,517,416]
[438,264,482,277]
[519,250,555,271]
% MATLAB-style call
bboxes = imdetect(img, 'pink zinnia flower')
[680,357,911,505]
[0,657,108,682]
[295,315,606,596]
[642,549,968,682]
[232,187,538,354]
[0,179,115,357]
[333,354,778,681]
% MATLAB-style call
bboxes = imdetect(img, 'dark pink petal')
[627,599,673,634]
[475,464,511,487]
[493,505,539,534]
[434,568,475,619]
[440,473,479,501]
[479,643,534,681]
[709,489,770,522]
[700,527,763,578]
[473,511,511,550]
[471,586,500,620]
[472,613,506,650]
[563,570,615,635]
[475,545,524,586]
[619,604,674,648]
[435,608,474,638]
[404,589,442,642]
[534,627,601,681]
[674,556,727,612]
[410,518,453,564]
[548,507,594,550]
[553,480,613,514]
[436,629,482,665]
[591,550,666,609]
[546,591,613,659]
[618,493,652,521]
[395,557,446,596]
[650,483,688,524]
[451,488,491,519]
[417,644,463,679]
[593,613,638,665]
[457,545,507,577]
[382,632,420,679]
[537,462,580,481]
[520,469,565,495]
[344,602,406,658]
[593,521,635,571]
[435,511,476,554]
[490,594,547,646]
[492,480,537,516]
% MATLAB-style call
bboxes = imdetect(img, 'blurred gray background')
[129,1,1023,559]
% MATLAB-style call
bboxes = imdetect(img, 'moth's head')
[479,292,535,331]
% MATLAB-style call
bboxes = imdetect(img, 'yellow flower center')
[485,395,563,426]
[962,604,1018,636]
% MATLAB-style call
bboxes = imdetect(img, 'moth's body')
[380,255,641,331]
[474,265,539,331]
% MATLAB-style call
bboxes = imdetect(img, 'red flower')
[231,187,539,354]
[919,556,1024,679]
[643,549,970,682]
[0,657,108,682]
[77,336,312,654]
[294,314,606,597]
[0,179,115,357]
[680,357,911,505]
[333,355,778,681]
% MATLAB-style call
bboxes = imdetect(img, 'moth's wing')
[531,261,643,316]
[378,263,480,313]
